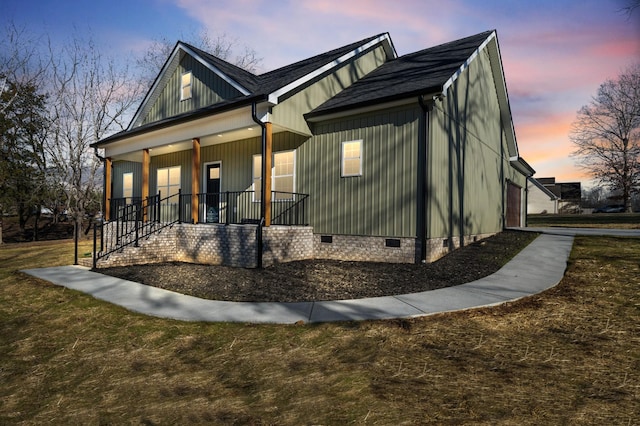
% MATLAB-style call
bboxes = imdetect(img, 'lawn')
[1,236,639,424]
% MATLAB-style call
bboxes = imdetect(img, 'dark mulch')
[96,230,538,302]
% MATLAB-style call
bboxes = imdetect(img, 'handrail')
[93,191,180,267]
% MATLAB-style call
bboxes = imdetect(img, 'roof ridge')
[396,30,495,60]
[258,33,388,79]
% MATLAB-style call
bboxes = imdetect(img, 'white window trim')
[156,166,181,199]
[252,150,296,202]
[180,71,192,101]
[341,139,363,177]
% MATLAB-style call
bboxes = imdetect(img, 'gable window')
[253,150,296,201]
[341,140,362,177]
[122,172,133,201]
[157,166,181,199]
[181,71,192,100]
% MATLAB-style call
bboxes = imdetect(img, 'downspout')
[251,102,267,268]
[418,95,436,263]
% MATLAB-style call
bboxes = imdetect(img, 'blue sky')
[2,0,639,184]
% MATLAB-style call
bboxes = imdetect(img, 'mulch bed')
[96,230,538,302]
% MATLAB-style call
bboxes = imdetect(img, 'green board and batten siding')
[112,161,142,199]
[299,105,420,237]
[141,54,244,126]
[427,48,522,239]
[272,45,389,135]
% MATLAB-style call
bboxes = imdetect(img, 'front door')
[205,163,221,223]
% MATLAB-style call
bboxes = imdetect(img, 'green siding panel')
[299,105,420,237]
[142,54,244,125]
[427,48,513,239]
[112,161,142,199]
[272,45,389,135]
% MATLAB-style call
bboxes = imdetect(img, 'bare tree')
[137,29,262,86]
[621,0,640,15]
[570,64,640,212]
[46,35,144,232]
[0,22,46,134]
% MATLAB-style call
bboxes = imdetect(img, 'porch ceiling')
[107,119,299,162]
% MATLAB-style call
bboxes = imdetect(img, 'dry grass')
[1,237,639,424]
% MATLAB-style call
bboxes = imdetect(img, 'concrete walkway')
[21,230,588,324]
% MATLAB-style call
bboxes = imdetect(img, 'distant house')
[527,177,559,214]
[535,178,582,214]
[91,30,534,268]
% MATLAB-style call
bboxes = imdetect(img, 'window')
[252,150,296,201]
[122,172,133,200]
[341,140,362,177]
[157,166,181,199]
[181,71,192,100]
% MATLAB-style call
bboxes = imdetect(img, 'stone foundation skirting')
[424,232,496,263]
[95,223,314,269]
[94,222,495,268]
[314,234,420,263]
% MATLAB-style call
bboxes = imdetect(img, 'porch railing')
[93,190,308,268]
[178,191,309,226]
[93,191,179,267]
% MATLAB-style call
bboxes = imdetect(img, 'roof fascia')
[179,43,251,96]
[440,31,519,159]
[127,42,251,131]
[305,95,427,122]
[528,177,559,200]
[267,33,396,105]
[96,95,265,147]
[441,32,495,95]
[510,156,536,177]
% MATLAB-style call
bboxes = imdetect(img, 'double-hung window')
[341,140,362,177]
[253,150,295,201]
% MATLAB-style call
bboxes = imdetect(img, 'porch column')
[142,148,150,221]
[104,157,112,221]
[264,122,273,227]
[191,138,201,223]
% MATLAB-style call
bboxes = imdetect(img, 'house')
[535,177,582,214]
[91,29,534,268]
[527,177,559,214]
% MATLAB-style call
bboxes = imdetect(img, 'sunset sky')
[2,0,639,186]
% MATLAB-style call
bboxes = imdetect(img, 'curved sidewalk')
[22,232,580,324]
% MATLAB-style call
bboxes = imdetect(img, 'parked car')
[593,205,625,213]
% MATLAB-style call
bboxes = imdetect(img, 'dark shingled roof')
[307,30,494,117]
[182,42,260,92]
[184,34,388,96]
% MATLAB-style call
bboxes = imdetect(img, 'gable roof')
[126,34,396,131]
[307,30,495,117]
[304,30,521,160]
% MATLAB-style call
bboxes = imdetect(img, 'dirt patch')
[97,230,538,302]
